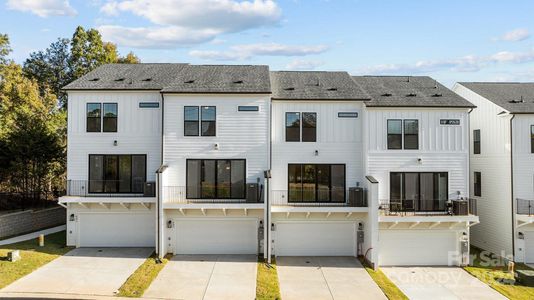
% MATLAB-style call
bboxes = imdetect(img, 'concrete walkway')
[1,247,153,297]
[277,256,387,300]
[382,267,506,300]
[0,225,66,246]
[145,254,257,300]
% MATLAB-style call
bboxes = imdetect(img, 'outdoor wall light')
[314,150,319,156]
[167,220,173,228]
[214,143,219,150]
[69,214,75,221]
[271,223,276,231]
[113,140,118,146]
[417,158,422,164]
[519,232,525,239]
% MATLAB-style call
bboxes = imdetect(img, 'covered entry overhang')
[162,203,264,216]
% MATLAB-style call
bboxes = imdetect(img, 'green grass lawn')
[358,257,409,300]
[464,246,534,300]
[117,254,170,297]
[256,257,281,300]
[0,230,72,289]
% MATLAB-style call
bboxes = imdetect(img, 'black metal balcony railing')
[517,198,534,215]
[271,188,368,207]
[379,198,477,216]
[66,180,155,197]
[163,186,264,204]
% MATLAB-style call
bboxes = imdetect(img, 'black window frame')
[387,119,402,150]
[186,159,246,199]
[302,112,317,142]
[474,171,481,197]
[530,125,534,153]
[88,154,147,194]
[389,171,449,211]
[86,103,101,132]
[403,119,419,150]
[285,112,301,142]
[102,103,118,132]
[201,106,216,136]
[473,129,481,154]
[287,163,346,203]
[184,106,200,136]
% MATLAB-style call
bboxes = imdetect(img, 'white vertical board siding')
[162,94,270,187]
[271,101,364,191]
[512,115,534,201]
[365,108,470,201]
[453,83,513,256]
[66,91,162,181]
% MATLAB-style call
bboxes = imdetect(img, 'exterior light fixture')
[69,214,75,222]
[417,158,422,164]
[315,150,319,156]
[167,220,173,228]
[113,140,118,146]
[214,143,219,150]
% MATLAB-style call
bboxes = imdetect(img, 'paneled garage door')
[275,222,356,256]
[379,230,458,266]
[175,219,258,254]
[78,212,155,247]
[524,232,534,263]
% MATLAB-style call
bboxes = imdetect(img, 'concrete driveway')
[382,267,506,300]
[277,256,386,300]
[1,248,152,297]
[144,254,257,300]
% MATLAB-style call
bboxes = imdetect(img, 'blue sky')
[2,0,534,86]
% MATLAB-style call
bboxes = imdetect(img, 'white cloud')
[357,49,534,75]
[6,0,77,17]
[496,28,530,42]
[189,43,329,60]
[285,59,324,70]
[99,0,281,47]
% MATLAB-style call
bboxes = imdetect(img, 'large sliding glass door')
[288,164,345,203]
[89,154,146,193]
[389,172,448,211]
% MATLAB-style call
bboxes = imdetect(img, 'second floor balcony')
[66,180,156,197]
[379,198,477,216]
[163,185,264,204]
[271,187,368,208]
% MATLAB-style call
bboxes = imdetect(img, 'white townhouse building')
[59,63,478,268]
[354,76,479,266]
[453,82,534,263]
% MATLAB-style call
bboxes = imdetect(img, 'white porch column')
[366,176,380,269]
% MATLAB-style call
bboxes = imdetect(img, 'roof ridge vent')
[284,87,295,91]
[232,80,244,84]
[142,78,152,82]
[115,78,125,82]
[406,93,417,97]
[326,87,338,91]
[381,93,392,97]
[510,96,525,103]
[184,80,195,84]
[432,93,443,97]
[88,78,99,81]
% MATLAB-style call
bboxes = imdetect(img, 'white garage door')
[379,230,458,266]
[524,232,534,263]
[78,213,155,247]
[275,222,356,256]
[175,219,258,254]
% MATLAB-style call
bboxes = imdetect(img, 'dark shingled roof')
[63,63,271,94]
[459,82,534,113]
[161,64,271,94]
[270,71,370,100]
[352,76,475,108]
[63,63,189,90]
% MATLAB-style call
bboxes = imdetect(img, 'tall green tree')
[0,33,11,66]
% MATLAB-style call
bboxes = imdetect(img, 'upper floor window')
[87,103,101,132]
[285,112,316,142]
[184,106,216,136]
[473,129,481,154]
[87,103,117,132]
[531,125,534,153]
[387,119,418,150]
[474,171,481,197]
[103,103,118,132]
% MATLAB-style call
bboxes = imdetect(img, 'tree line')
[0,26,139,202]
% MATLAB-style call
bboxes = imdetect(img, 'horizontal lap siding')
[163,94,270,186]
[67,91,162,181]
[271,101,364,191]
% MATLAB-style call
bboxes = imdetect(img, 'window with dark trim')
[186,159,246,199]
[530,126,534,153]
[87,103,101,132]
[103,103,117,132]
[184,106,199,136]
[403,119,419,149]
[474,172,481,197]
[88,154,146,193]
[302,112,317,142]
[389,172,448,211]
[288,164,345,203]
[285,112,300,142]
[201,106,216,136]
[473,129,481,154]
[238,106,259,112]
[387,119,402,149]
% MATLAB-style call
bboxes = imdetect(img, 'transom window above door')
[184,106,216,136]
[286,112,317,142]
[288,164,345,203]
